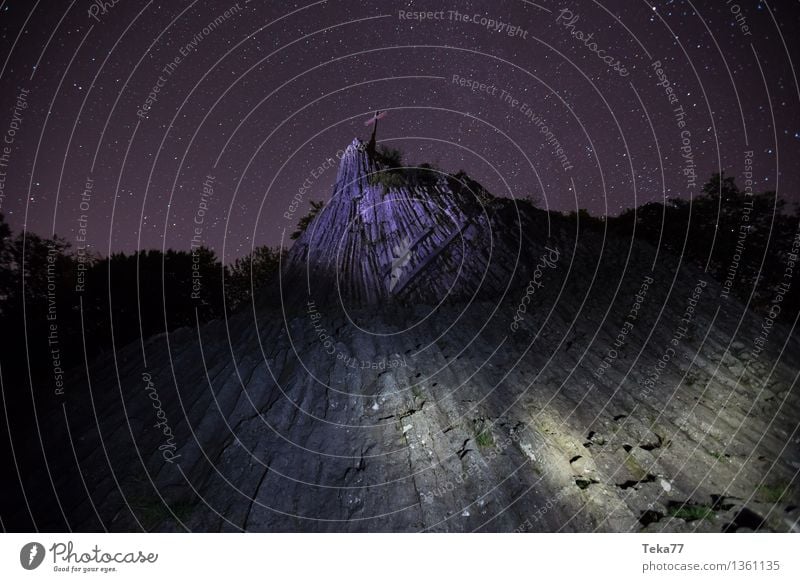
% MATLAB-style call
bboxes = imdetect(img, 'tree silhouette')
[609,173,798,316]
[225,245,284,308]
[291,200,325,239]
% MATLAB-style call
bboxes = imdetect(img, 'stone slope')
[16,139,800,533]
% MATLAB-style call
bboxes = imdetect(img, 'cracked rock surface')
[19,139,799,532]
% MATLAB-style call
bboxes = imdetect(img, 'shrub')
[291,200,324,240]
[476,429,494,447]
[759,483,791,503]
[667,504,714,522]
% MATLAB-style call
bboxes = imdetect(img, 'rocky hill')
[14,138,800,532]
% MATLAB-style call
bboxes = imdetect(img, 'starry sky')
[0,0,798,260]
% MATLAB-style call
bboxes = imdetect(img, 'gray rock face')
[24,139,800,532]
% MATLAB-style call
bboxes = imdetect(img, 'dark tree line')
[604,173,800,319]
[0,212,283,395]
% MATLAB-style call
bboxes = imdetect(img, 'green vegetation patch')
[667,504,714,522]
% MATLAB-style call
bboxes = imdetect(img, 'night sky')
[0,0,798,261]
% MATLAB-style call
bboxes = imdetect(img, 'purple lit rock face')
[286,138,469,305]
[284,137,550,307]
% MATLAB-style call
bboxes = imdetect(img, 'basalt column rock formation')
[281,138,550,307]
